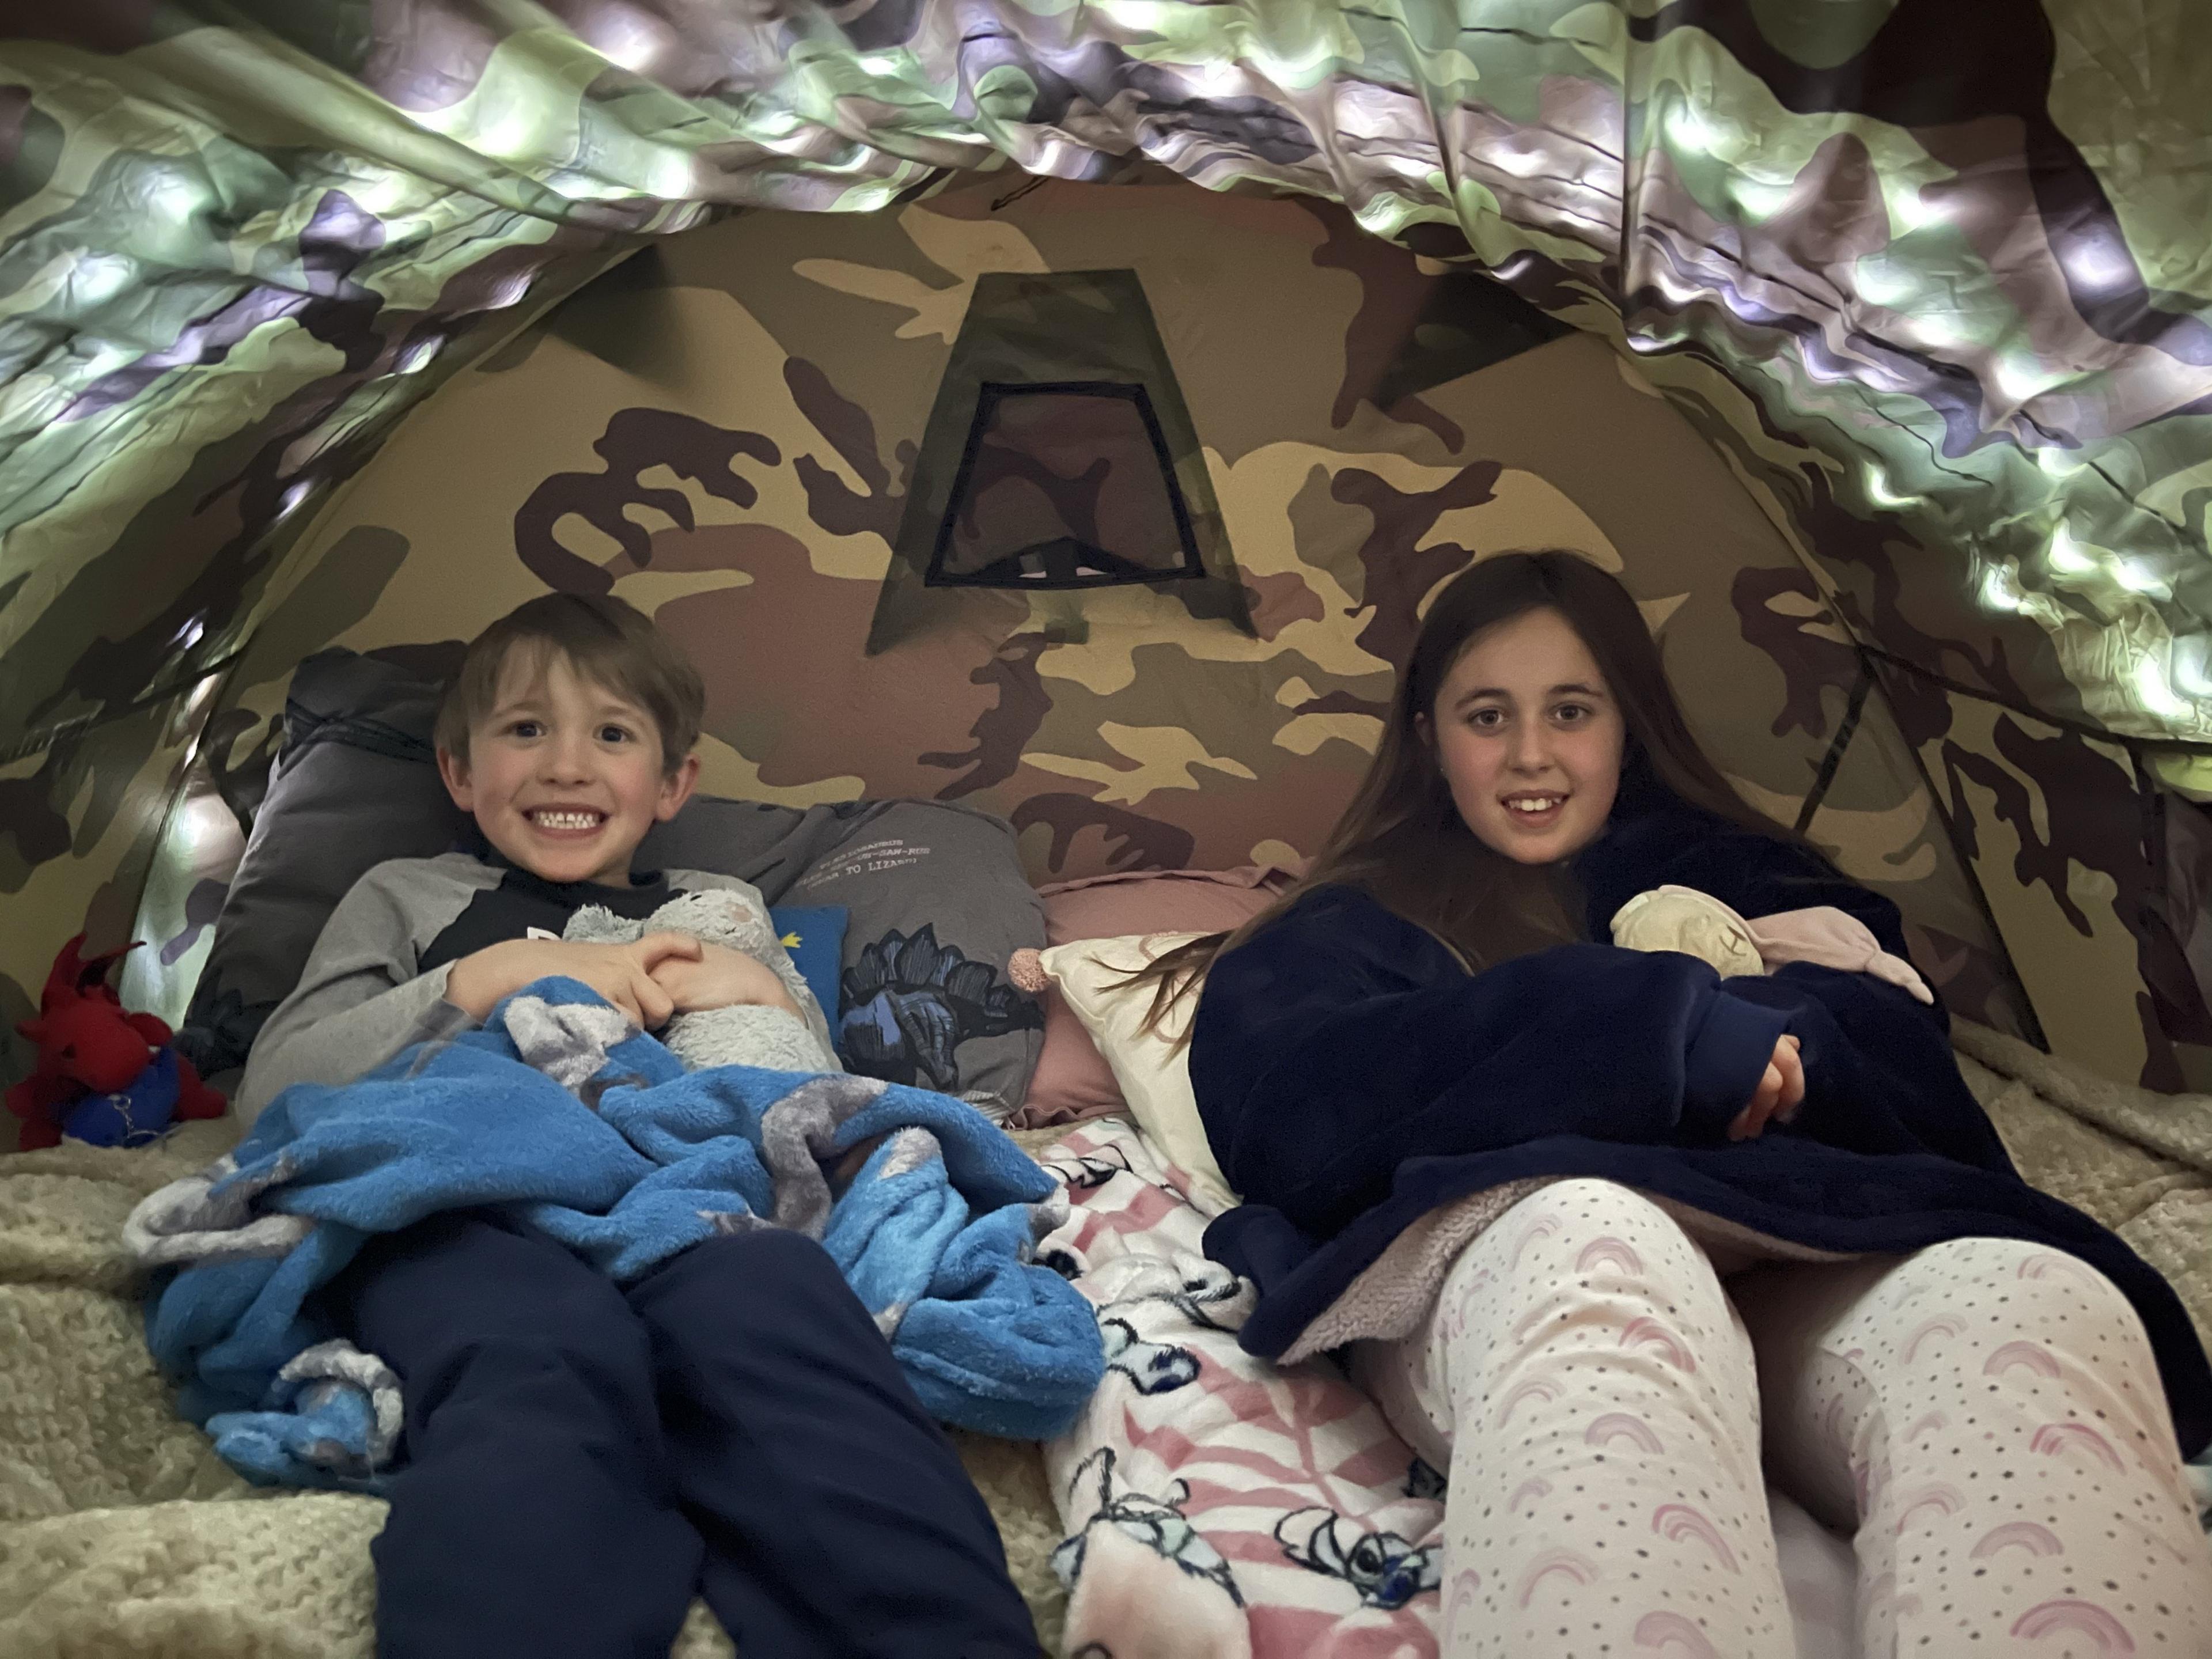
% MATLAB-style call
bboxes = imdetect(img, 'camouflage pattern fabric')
[4,3,2212,1122]
[129,181,2043,1060]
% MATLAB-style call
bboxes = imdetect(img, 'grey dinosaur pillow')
[652,796,1047,1116]
[780,801,1045,1122]
[180,650,1044,1117]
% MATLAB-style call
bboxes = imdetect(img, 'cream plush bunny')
[1609,883,1933,1003]
[563,888,841,1074]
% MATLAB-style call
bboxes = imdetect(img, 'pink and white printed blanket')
[1032,1118,1867,1659]
[1036,1118,1445,1659]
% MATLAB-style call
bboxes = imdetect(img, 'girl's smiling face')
[1420,605,1627,864]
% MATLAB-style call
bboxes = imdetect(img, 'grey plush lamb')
[563,888,840,1075]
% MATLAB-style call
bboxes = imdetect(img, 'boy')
[242,593,1041,1659]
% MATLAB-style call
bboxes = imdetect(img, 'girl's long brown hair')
[1123,550,1804,1031]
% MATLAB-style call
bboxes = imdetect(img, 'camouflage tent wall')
[5,2,2212,1145]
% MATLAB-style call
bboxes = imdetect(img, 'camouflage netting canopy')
[6,0,2212,1115]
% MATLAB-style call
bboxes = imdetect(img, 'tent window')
[928,381,1203,591]
[868,269,1249,652]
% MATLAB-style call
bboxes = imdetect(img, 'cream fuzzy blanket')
[0,1116,1070,1657]
[2,1033,2205,1656]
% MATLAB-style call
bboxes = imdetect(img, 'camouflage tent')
[6,0,2212,1143]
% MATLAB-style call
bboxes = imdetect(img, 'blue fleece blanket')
[128,978,1102,1489]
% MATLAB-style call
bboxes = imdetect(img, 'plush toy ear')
[75,940,141,997]
[39,933,141,1010]
[40,934,89,1010]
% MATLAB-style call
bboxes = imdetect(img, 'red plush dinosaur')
[6,934,226,1150]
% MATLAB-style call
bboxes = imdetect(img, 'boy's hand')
[446,933,704,1029]
[650,943,801,1020]
[830,1131,890,1194]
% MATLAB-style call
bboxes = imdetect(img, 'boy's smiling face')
[438,651,698,887]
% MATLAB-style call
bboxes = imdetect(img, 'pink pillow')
[1009,862,1304,1127]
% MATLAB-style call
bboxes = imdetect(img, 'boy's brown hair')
[435,593,704,776]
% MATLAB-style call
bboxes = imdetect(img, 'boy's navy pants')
[332,1210,1041,1658]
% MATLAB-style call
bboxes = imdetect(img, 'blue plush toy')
[60,1047,190,1149]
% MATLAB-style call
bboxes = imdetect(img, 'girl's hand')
[1728,1034,1803,1141]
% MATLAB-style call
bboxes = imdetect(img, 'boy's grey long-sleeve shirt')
[237,851,834,1125]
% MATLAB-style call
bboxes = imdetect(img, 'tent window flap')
[928,381,1205,591]
[868,268,1250,651]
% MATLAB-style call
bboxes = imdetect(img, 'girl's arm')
[1190,888,1791,1237]
[238,874,465,1126]
[1706,961,2013,1171]
[1594,813,2012,1171]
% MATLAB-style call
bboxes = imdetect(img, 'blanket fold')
[130,976,1102,1488]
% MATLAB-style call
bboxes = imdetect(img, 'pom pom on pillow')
[1011,863,1300,1127]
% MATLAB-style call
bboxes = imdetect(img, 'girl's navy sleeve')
[1189,887,1790,1237]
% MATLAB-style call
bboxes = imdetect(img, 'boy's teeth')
[532,810,602,830]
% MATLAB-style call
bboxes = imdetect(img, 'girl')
[1146,552,2212,1657]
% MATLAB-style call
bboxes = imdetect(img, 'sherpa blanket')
[123,977,1102,1489]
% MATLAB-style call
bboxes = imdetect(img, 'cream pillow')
[1037,932,1241,1215]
